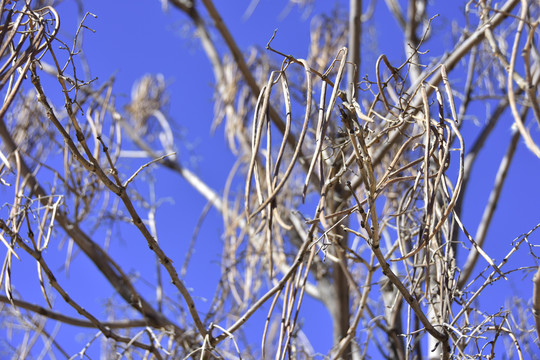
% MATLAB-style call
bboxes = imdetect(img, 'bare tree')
[1,0,540,359]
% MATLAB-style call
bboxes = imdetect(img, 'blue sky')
[2,0,540,358]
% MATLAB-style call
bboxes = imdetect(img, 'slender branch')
[347,0,362,101]
[0,220,162,357]
[0,295,149,329]
[533,267,540,343]
[457,126,521,288]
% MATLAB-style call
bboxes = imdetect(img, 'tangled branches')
[1,0,540,359]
